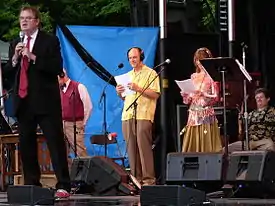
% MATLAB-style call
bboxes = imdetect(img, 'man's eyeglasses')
[19,17,36,21]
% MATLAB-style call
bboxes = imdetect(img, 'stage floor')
[1,192,275,206]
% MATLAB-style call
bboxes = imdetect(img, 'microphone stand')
[125,62,168,177]
[0,89,13,116]
[68,67,91,158]
[241,43,249,150]
[65,65,93,159]
[99,76,114,157]
[99,63,123,157]
[71,88,77,158]
[0,89,13,100]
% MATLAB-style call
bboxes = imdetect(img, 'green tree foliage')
[51,0,130,25]
[0,0,216,41]
[0,0,130,41]
[201,0,217,32]
[0,0,53,41]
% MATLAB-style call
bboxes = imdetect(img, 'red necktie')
[19,36,31,98]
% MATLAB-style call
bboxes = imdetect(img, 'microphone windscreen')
[165,59,171,64]
[118,63,124,69]
[19,31,24,40]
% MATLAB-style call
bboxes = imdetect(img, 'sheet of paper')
[114,73,135,97]
[175,79,196,94]
[235,59,252,82]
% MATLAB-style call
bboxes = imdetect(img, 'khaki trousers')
[63,120,87,157]
[122,119,155,185]
[227,138,275,153]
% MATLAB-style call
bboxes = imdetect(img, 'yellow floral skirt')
[182,121,222,152]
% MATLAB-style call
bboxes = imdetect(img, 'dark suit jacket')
[4,30,63,117]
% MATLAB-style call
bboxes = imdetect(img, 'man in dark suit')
[4,6,71,198]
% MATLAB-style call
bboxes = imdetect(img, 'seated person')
[227,88,275,153]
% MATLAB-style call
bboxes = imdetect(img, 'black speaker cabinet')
[7,185,54,205]
[227,151,275,181]
[227,151,275,198]
[140,185,206,206]
[70,156,93,184]
[70,156,136,195]
[166,152,224,192]
[166,152,223,181]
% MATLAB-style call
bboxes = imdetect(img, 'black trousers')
[17,102,71,191]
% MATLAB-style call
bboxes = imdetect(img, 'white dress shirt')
[12,29,39,67]
[62,79,93,125]
[23,28,39,52]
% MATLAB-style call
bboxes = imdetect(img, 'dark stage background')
[151,0,275,182]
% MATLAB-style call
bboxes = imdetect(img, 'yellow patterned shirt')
[248,106,275,142]
[122,65,160,122]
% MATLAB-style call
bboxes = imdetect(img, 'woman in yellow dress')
[181,47,222,152]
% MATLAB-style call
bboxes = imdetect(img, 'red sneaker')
[55,189,70,198]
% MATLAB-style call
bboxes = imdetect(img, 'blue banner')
[56,26,159,165]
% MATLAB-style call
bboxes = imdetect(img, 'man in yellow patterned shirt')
[227,88,275,153]
[116,47,160,185]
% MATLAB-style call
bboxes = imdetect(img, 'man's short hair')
[20,6,41,20]
[255,87,270,99]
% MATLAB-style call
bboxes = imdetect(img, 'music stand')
[0,113,12,134]
[200,57,252,157]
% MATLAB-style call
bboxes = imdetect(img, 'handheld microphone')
[19,31,24,42]
[17,31,25,58]
[179,127,186,136]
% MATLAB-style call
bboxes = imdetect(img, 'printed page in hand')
[175,79,196,94]
[114,73,135,97]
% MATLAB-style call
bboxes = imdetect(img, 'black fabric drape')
[58,24,116,86]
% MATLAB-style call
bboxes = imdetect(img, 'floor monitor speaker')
[70,156,136,195]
